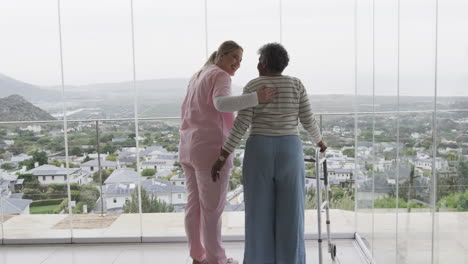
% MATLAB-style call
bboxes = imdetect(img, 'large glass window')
[0,1,467,263]
[434,0,468,263]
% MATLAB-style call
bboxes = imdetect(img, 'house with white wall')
[328,168,353,185]
[81,159,120,173]
[100,168,186,212]
[142,178,186,205]
[26,165,90,185]
[414,157,448,171]
[102,168,142,211]
[170,174,185,186]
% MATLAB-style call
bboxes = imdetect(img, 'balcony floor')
[0,240,366,264]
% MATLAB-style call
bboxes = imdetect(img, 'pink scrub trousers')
[179,64,235,264]
[181,163,231,264]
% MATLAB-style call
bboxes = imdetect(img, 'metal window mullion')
[371,0,376,256]
[57,0,73,241]
[204,0,208,59]
[129,0,143,241]
[279,0,283,43]
[395,0,401,262]
[353,0,359,235]
[430,0,440,263]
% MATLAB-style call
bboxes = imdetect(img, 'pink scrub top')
[179,65,234,169]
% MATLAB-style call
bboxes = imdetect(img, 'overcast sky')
[0,0,467,96]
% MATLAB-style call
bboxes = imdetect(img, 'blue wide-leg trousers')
[242,135,306,264]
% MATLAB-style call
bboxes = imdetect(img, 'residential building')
[170,174,185,186]
[26,165,90,184]
[81,159,120,173]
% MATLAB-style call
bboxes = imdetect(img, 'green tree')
[457,161,468,191]
[438,190,468,212]
[101,143,116,154]
[33,151,48,165]
[304,147,316,156]
[37,137,52,145]
[173,161,182,168]
[142,168,157,177]
[306,186,354,211]
[305,187,317,209]
[229,167,243,191]
[405,148,416,157]
[342,148,355,158]
[361,130,373,141]
[70,147,82,156]
[233,157,241,167]
[8,142,25,155]
[437,172,459,200]
[418,139,432,149]
[445,152,459,161]
[92,169,114,184]
[143,133,152,145]
[374,196,426,209]
[384,151,396,161]
[79,185,100,213]
[99,134,114,143]
[405,139,416,148]
[123,188,174,213]
[19,151,48,170]
[106,153,118,161]
[47,140,64,152]
[17,174,40,188]
[88,138,97,145]
[1,163,14,170]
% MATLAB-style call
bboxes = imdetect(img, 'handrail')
[1,108,467,125]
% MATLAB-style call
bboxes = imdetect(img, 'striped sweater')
[223,75,322,153]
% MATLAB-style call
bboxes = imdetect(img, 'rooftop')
[26,165,80,176]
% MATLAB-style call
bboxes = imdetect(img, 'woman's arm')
[213,93,258,112]
[213,85,277,113]
[297,80,323,144]
[211,106,253,182]
[211,84,256,182]
[223,106,254,153]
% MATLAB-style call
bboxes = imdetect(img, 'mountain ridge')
[0,94,55,121]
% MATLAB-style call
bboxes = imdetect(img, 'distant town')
[1,108,467,216]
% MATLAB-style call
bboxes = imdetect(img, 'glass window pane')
[0,1,62,117]
[134,0,205,118]
[60,0,134,120]
[284,0,356,102]
[0,122,70,240]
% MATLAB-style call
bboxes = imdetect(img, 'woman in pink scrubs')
[179,41,276,264]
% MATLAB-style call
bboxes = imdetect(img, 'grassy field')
[30,204,62,214]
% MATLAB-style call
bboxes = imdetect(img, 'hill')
[0,94,56,121]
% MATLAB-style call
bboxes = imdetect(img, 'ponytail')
[193,51,217,79]
[204,51,218,67]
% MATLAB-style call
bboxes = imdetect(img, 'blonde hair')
[193,40,243,80]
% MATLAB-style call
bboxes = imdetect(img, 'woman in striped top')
[211,43,327,264]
